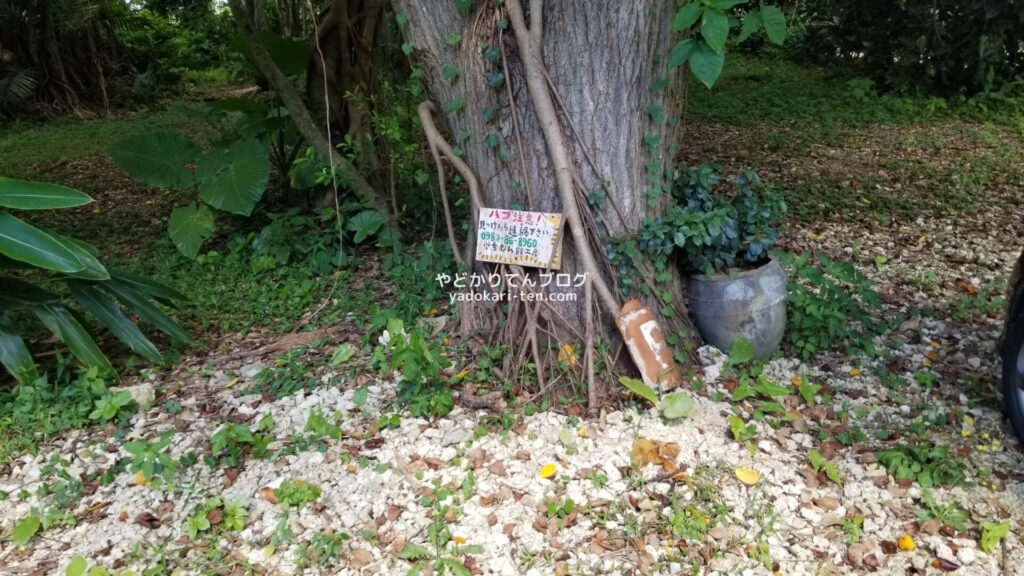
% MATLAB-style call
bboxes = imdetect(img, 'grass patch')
[0,104,210,179]
[687,54,1024,128]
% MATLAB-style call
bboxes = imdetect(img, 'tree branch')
[228,0,391,216]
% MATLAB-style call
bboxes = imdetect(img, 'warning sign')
[474,208,563,269]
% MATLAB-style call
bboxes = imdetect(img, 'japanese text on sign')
[475,207,563,269]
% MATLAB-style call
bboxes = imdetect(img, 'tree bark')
[392,0,692,360]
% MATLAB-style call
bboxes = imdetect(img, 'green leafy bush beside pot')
[638,164,786,275]
[0,177,189,384]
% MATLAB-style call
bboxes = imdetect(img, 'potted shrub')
[639,164,788,358]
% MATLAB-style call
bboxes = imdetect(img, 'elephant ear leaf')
[33,303,114,375]
[196,137,269,216]
[108,131,201,190]
[0,177,92,210]
[168,202,216,259]
[68,281,162,363]
[0,314,38,385]
[0,211,84,273]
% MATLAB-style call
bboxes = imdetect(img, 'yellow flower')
[557,344,577,366]
[897,534,915,551]
[539,463,557,479]
[849,368,860,376]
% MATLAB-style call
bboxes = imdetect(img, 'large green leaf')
[689,42,726,87]
[672,2,703,31]
[0,276,58,308]
[33,303,114,375]
[700,9,730,54]
[760,5,787,45]
[52,233,109,281]
[347,210,387,243]
[0,314,38,385]
[668,39,695,70]
[0,211,85,273]
[110,270,187,305]
[196,138,269,216]
[168,202,216,259]
[107,131,201,190]
[0,177,92,210]
[100,280,192,343]
[737,9,761,43]
[68,281,162,362]
[619,376,660,405]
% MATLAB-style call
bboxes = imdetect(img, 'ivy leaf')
[401,43,414,55]
[760,5,787,45]
[647,105,665,124]
[482,107,498,122]
[414,170,429,185]
[442,65,459,80]
[448,32,462,45]
[487,72,505,88]
[456,0,472,15]
[12,513,40,546]
[689,41,726,88]
[447,99,465,113]
[395,13,408,25]
[700,9,729,54]
[484,47,501,63]
[484,133,500,148]
[736,9,761,43]
[672,2,703,31]
[668,38,695,69]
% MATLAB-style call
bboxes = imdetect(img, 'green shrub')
[780,252,887,358]
[0,177,189,383]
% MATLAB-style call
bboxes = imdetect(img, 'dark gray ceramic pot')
[685,256,787,359]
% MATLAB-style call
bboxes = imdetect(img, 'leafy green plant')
[184,495,248,539]
[667,1,787,88]
[780,251,886,358]
[638,165,786,275]
[209,414,274,468]
[546,498,575,520]
[0,177,190,383]
[89,385,133,423]
[917,489,969,531]
[728,415,756,442]
[108,130,269,258]
[275,479,321,510]
[295,529,351,573]
[840,515,864,545]
[980,521,1010,553]
[618,376,696,421]
[875,443,966,488]
[377,318,454,419]
[125,430,176,485]
[808,449,841,486]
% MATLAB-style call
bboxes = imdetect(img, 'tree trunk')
[392,0,693,382]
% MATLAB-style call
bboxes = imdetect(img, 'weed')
[875,443,966,487]
[376,318,454,419]
[917,489,969,531]
[208,414,274,468]
[841,516,864,545]
[184,495,248,539]
[808,449,842,486]
[125,430,176,486]
[295,529,351,573]
[275,479,321,510]
[781,252,889,358]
